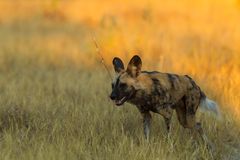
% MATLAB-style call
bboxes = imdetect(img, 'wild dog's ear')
[127,55,142,77]
[113,57,124,73]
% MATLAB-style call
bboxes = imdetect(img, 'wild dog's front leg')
[142,112,152,141]
[164,117,171,133]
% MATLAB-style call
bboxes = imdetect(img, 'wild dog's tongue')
[115,96,127,106]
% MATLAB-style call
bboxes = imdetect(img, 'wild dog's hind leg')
[157,106,173,133]
[195,122,213,150]
[176,94,213,151]
[185,93,213,149]
[175,100,187,127]
[142,112,152,141]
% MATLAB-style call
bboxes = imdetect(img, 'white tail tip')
[199,98,222,120]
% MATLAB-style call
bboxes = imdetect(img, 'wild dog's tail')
[199,91,221,119]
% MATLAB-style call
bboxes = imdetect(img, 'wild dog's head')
[110,55,142,106]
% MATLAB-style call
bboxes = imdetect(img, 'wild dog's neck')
[127,87,152,106]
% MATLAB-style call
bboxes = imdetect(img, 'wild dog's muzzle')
[110,92,128,106]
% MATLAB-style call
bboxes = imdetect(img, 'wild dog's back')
[138,71,193,105]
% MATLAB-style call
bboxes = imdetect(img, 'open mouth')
[114,96,128,106]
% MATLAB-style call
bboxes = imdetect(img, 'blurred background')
[1,0,239,116]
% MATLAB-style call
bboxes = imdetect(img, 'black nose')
[110,92,117,100]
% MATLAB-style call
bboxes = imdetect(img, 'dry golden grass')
[0,0,239,159]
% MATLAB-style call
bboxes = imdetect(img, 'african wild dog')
[110,55,220,147]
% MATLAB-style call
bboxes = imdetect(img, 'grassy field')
[0,0,240,159]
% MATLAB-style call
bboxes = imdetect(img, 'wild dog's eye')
[119,83,127,89]
[111,83,114,89]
